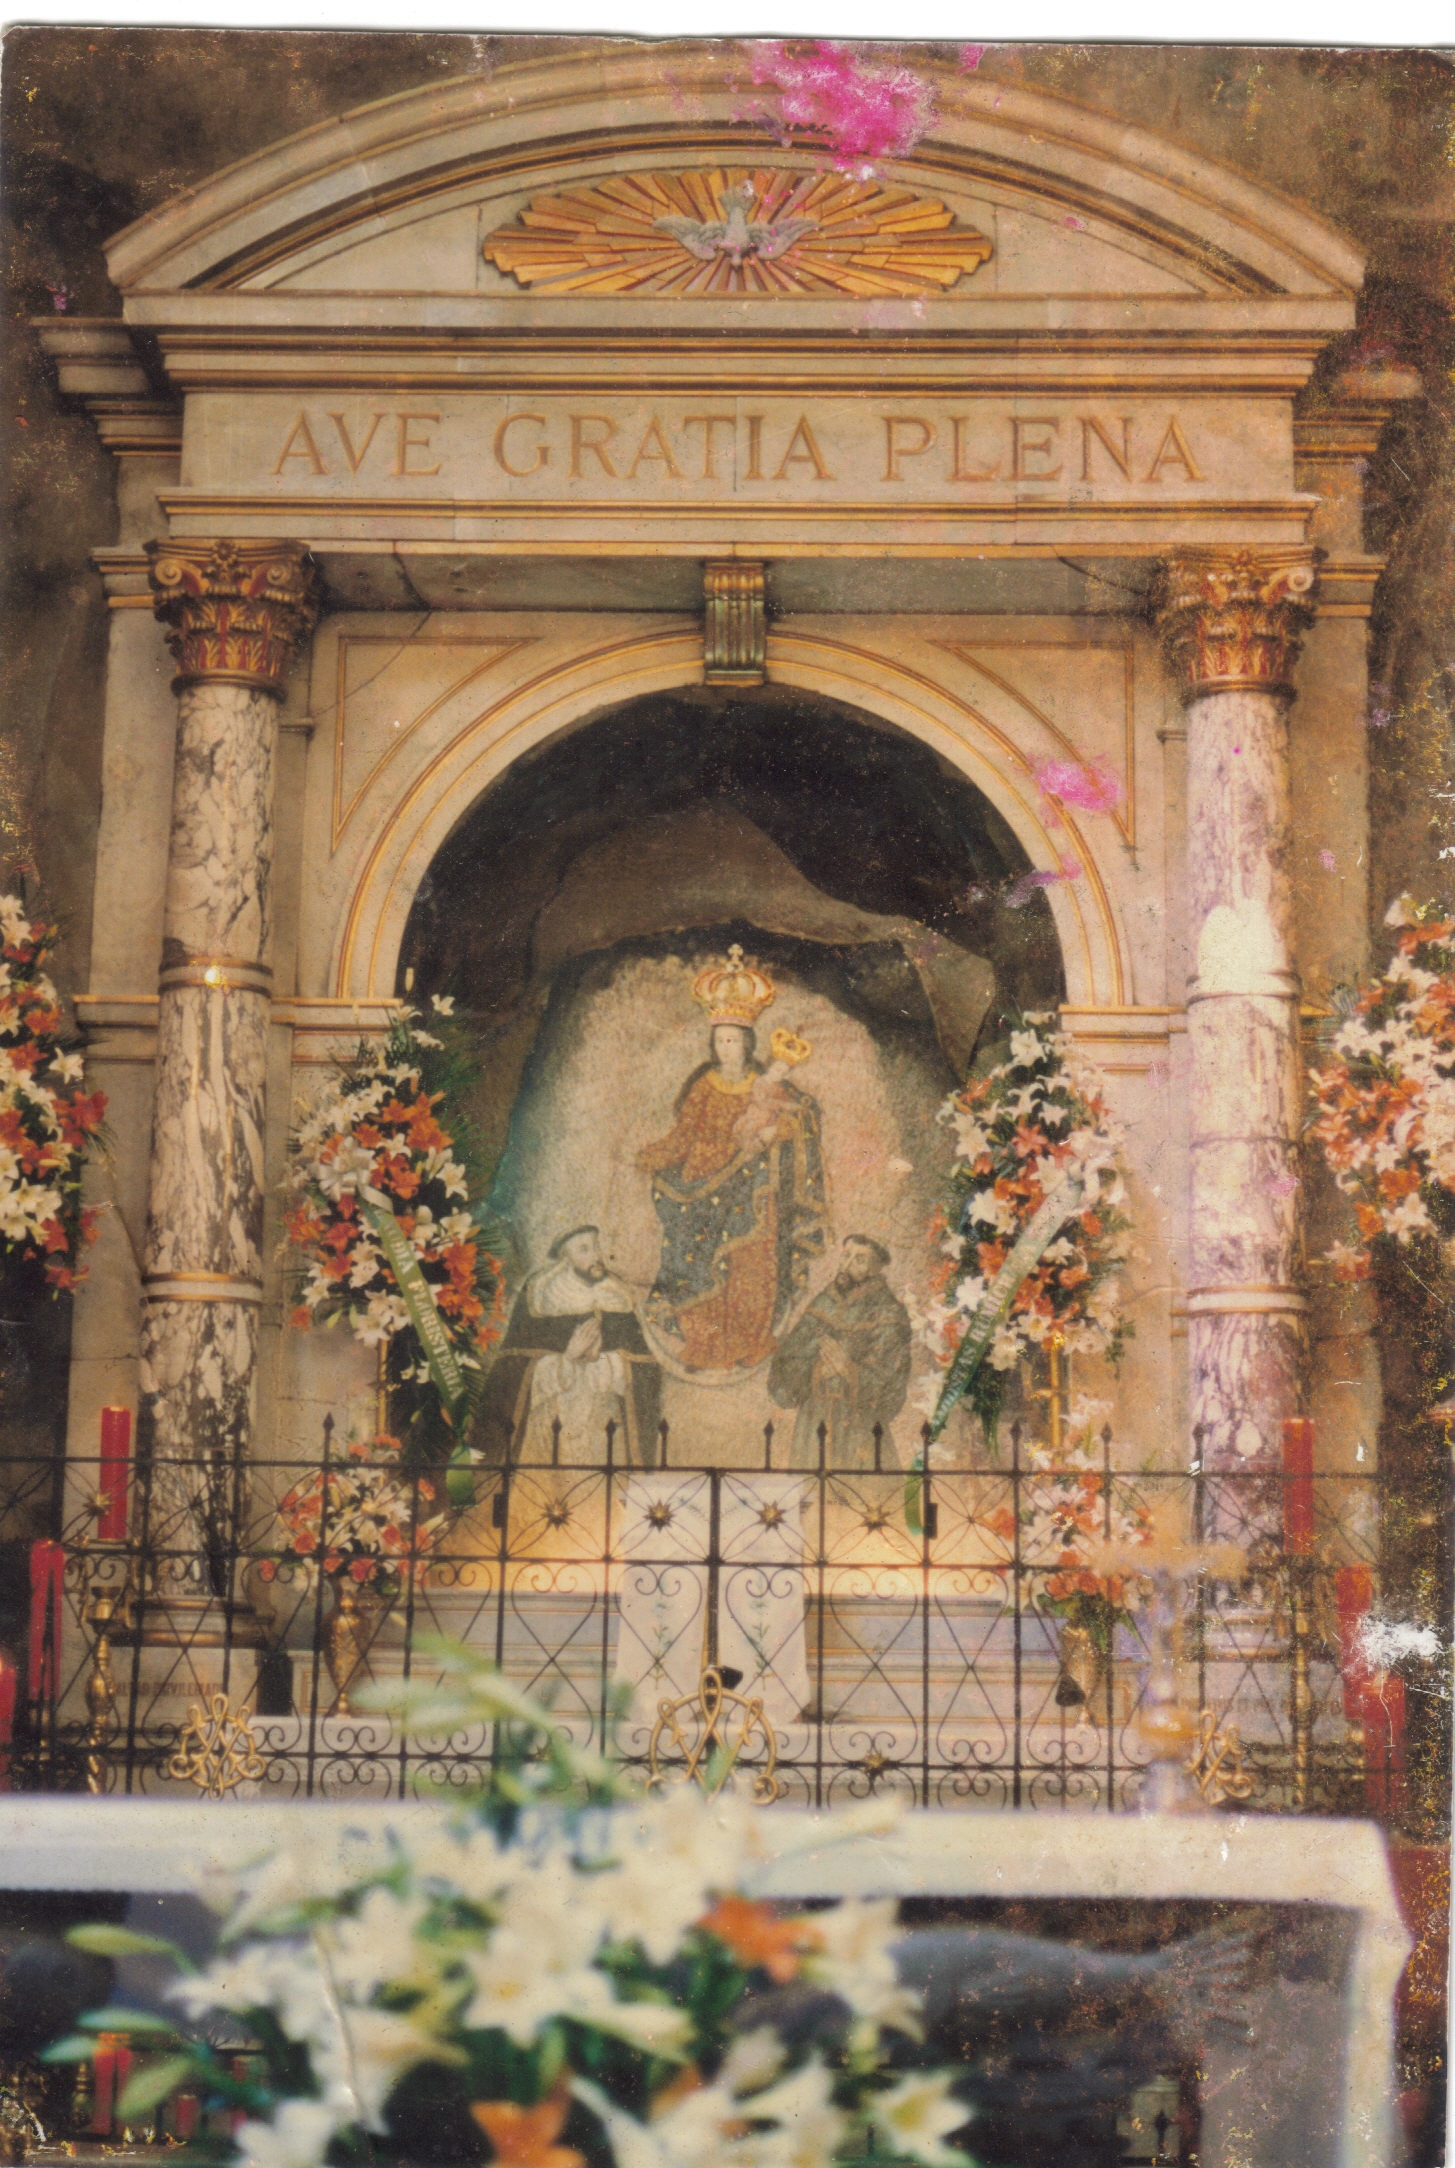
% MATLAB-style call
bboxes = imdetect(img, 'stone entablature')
[165,388,1301,553]
[100,48,1359,562]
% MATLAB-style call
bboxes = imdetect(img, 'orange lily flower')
[699,1894,810,1983]
[470,2086,584,2168]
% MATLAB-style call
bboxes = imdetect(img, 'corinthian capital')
[1152,548,1320,701]
[147,539,318,697]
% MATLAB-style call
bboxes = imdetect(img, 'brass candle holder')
[82,1583,125,1796]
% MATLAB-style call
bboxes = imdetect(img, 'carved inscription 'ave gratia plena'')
[168,393,1289,516]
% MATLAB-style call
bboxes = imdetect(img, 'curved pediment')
[105,43,1361,313]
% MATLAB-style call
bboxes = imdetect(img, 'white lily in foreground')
[232,2100,338,2168]
[870,2072,974,2167]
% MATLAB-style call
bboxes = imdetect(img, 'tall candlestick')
[1281,1417,1315,1554]
[27,1539,65,1707]
[98,1405,131,1542]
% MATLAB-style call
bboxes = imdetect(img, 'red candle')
[1361,1671,1408,1820]
[1281,1417,1315,1554]
[90,2039,116,2134]
[113,2042,133,2130]
[98,1405,131,1541]
[1335,1564,1374,1719]
[171,2095,200,2141]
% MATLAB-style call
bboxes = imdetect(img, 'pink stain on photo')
[1031,756,1125,817]
[1005,859,1083,909]
[744,41,938,170]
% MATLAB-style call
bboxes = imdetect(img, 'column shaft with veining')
[139,541,317,1583]
[1153,549,1319,1521]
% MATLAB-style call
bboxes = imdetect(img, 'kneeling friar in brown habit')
[768,1234,913,1471]
[475,1225,662,1468]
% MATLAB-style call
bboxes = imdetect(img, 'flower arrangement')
[50,1653,978,2168]
[920,1013,1132,1442]
[985,1408,1154,1658]
[285,1002,505,1469]
[1308,896,1455,1278]
[263,1431,446,1594]
[0,896,105,1293]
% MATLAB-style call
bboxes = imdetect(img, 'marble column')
[1152,549,1319,1529]
[139,541,317,1590]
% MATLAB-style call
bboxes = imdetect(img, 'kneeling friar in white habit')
[475,1225,663,1467]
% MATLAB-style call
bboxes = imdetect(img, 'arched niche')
[327,628,1127,1011]
[390,678,1065,1459]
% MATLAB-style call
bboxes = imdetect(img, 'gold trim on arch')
[197,99,1311,299]
[338,627,702,995]
[935,637,1137,849]
[333,624,1131,1012]
[331,633,535,844]
[767,628,1126,1007]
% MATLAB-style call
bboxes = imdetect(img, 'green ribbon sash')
[359,1198,475,1506]
[927,1171,1087,1443]
[907,1171,1085,1534]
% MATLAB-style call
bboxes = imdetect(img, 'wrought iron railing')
[0,1424,1399,1816]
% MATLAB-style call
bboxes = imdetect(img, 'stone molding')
[146,538,318,696]
[1151,546,1321,700]
[31,317,181,457]
[102,51,1365,301]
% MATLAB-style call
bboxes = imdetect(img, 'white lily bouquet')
[49,1654,978,2168]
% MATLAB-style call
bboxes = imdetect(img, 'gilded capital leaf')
[146,539,319,696]
[1152,548,1320,701]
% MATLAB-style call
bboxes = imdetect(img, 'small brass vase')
[323,1575,383,1714]
[1055,1622,1104,1708]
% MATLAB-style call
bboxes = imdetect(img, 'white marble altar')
[0,1798,1411,2168]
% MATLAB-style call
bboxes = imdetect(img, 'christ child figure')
[731,1025,814,1153]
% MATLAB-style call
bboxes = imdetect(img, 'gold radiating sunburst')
[482,168,993,300]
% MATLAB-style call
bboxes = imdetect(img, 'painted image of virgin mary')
[637,948,829,1373]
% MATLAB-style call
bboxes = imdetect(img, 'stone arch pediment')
[107,45,1359,310]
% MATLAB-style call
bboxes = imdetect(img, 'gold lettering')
[493,413,549,477]
[1080,415,1133,482]
[1144,416,1204,483]
[328,412,385,474]
[394,413,442,478]
[745,416,765,482]
[683,415,736,482]
[884,416,936,482]
[273,413,327,476]
[627,415,683,480]
[1011,418,1063,481]
[774,414,833,482]
[570,414,619,479]
[949,417,1000,482]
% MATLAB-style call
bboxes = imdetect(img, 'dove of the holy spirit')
[652,184,819,267]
